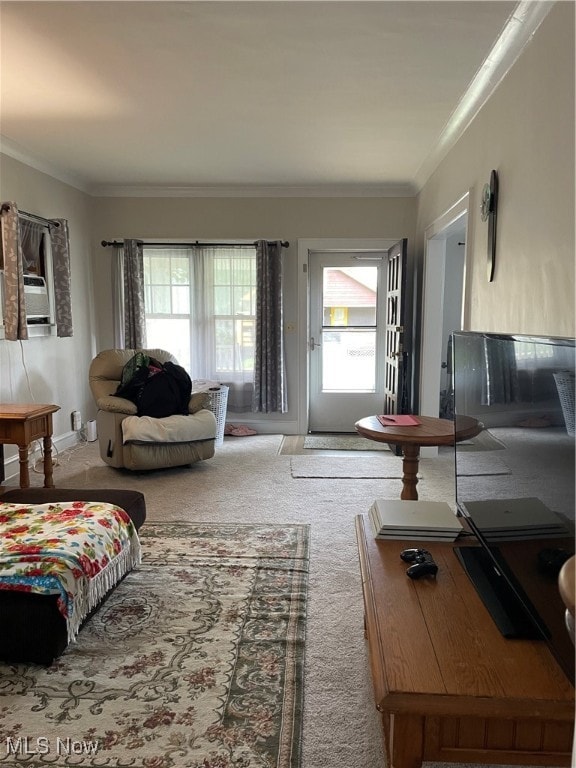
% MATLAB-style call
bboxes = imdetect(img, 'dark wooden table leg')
[400,443,420,500]
[17,444,30,488]
[43,435,55,488]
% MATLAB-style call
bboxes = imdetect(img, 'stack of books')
[369,499,463,541]
[461,498,572,541]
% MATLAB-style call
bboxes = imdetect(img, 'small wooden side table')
[0,404,60,489]
[355,414,482,500]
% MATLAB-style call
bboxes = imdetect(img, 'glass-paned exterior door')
[309,252,386,431]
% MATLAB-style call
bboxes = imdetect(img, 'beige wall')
[91,195,417,428]
[0,154,97,459]
[415,2,575,338]
[91,195,416,343]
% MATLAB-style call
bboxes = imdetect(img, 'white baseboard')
[224,418,300,435]
[1,430,82,485]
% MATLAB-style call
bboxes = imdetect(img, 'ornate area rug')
[0,522,309,768]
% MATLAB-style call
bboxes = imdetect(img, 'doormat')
[291,456,405,479]
[0,522,309,768]
[302,435,391,451]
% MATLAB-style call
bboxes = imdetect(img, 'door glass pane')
[321,330,376,392]
[322,267,377,327]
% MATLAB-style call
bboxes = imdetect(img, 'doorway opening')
[420,193,470,452]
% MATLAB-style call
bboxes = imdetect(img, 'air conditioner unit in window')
[23,274,50,324]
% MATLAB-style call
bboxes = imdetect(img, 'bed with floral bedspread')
[0,501,141,642]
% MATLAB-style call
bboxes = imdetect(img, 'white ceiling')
[0,1,550,196]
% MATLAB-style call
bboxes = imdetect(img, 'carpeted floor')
[452,453,510,476]
[0,436,544,768]
[290,455,404,479]
[289,453,510,479]
[0,522,308,768]
[456,429,506,451]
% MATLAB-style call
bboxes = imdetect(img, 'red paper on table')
[377,414,421,426]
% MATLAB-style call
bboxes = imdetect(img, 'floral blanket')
[0,501,141,642]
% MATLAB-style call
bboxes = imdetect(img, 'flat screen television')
[451,331,575,682]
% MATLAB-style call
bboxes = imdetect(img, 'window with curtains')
[0,218,53,326]
[143,246,257,411]
[0,202,73,340]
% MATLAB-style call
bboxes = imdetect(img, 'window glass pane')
[145,318,191,371]
[215,318,233,346]
[172,286,189,314]
[234,286,252,315]
[171,257,189,285]
[322,267,377,327]
[149,256,171,283]
[238,318,255,370]
[214,258,229,285]
[151,286,171,314]
[321,330,376,392]
[215,286,231,315]
[233,257,252,284]
[143,245,256,378]
[215,319,233,372]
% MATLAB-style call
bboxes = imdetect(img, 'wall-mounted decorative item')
[480,170,498,282]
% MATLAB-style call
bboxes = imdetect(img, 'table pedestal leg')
[17,444,30,489]
[400,444,420,500]
[43,435,55,488]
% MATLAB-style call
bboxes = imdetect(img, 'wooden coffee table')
[0,404,60,488]
[355,514,574,768]
[355,415,482,500]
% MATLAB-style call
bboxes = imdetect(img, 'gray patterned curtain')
[112,244,125,349]
[51,218,73,337]
[0,201,28,341]
[123,239,147,349]
[252,240,287,413]
[20,219,45,273]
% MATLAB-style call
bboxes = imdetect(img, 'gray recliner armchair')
[89,348,217,471]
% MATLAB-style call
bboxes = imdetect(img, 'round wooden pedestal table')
[354,414,482,500]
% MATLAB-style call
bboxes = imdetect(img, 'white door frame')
[297,238,400,435]
[419,192,471,454]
